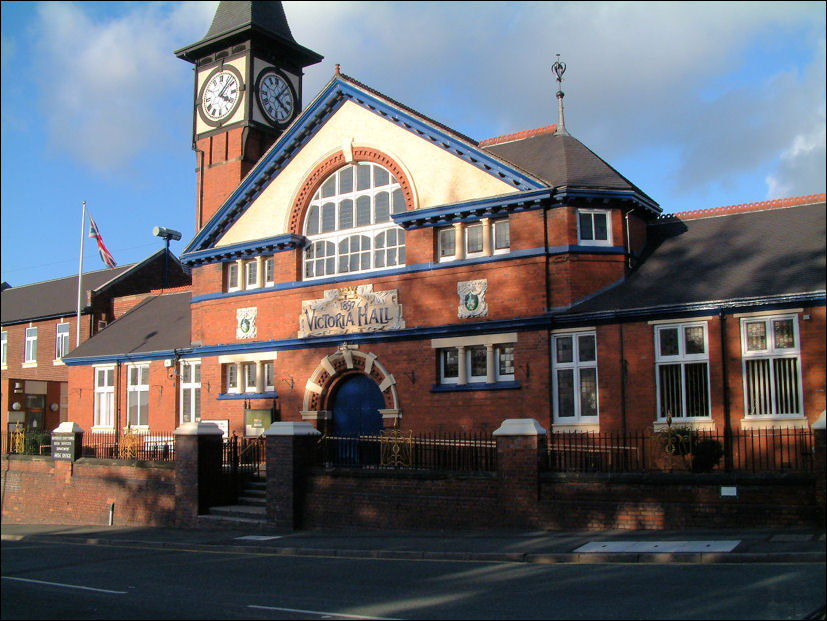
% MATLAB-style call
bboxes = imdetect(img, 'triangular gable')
[183,74,547,257]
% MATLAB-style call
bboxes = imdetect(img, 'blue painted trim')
[430,381,521,393]
[393,189,552,229]
[62,348,198,367]
[184,76,546,255]
[553,187,661,215]
[217,391,279,401]
[182,234,305,266]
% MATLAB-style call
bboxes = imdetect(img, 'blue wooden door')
[332,374,384,436]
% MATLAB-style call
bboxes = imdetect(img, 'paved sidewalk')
[2,523,824,564]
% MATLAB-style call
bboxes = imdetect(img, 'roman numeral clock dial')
[257,69,295,126]
[199,67,243,124]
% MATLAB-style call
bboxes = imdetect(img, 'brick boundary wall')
[1,455,176,527]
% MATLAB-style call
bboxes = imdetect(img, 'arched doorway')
[331,374,384,437]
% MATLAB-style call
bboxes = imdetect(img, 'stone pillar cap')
[265,421,322,437]
[53,422,84,434]
[493,418,547,436]
[813,410,826,430]
[174,421,225,436]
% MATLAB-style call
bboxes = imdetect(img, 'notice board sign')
[52,433,80,461]
[245,409,272,437]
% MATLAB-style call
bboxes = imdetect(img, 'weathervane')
[552,54,570,136]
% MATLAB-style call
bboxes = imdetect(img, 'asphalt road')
[2,539,825,620]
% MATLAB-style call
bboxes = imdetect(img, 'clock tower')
[175,1,323,231]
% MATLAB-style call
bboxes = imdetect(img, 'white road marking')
[248,604,401,619]
[2,575,127,594]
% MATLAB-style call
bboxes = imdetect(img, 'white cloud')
[29,1,216,172]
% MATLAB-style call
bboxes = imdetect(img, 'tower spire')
[552,54,569,136]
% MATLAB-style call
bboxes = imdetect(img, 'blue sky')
[1,1,824,287]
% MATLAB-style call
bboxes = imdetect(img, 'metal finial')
[551,54,570,136]
[552,54,566,88]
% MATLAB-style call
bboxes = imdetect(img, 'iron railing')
[315,430,496,472]
[219,434,265,503]
[1,431,52,456]
[546,428,815,474]
[80,431,176,461]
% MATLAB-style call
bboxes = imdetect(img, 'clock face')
[257,70,295,125]
[201,70,241,122]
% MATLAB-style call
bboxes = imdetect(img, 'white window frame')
[264,361,275,391]
[226,363,239,393]
[226,262,240,292]
[264,257,275,286]
[245,260,258,290]
[55,323,70,360]
[438,227,457,262]
[493,219,510,255]
[126,364,150,428]
[740,315,803,418]
[180,359,201,425]
[433,334,517,385]
[577,209,612,246]
[94,366,115,429]
[552,332,599,423]
[654,322,711,420]
[242,362,257,393]
[464,223,485,259]
[24,327,37,364]
[303,163,406,280]
[1,331,7,367]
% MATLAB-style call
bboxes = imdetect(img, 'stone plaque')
[458,279,488,318]
[299,285,404,338]
[236,307,257,339]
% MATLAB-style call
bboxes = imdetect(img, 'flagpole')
[77,201,87,347]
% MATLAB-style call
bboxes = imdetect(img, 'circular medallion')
[239,318,251,334]
[464,293,479,311]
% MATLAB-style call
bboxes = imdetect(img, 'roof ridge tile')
[478,124,558,147]
[656,193,826,222]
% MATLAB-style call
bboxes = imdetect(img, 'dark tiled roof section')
[566,201,826,315]
[205,1,294,43]
[1,266,133,324]
[482,130,652,198]
[63,292,192,359]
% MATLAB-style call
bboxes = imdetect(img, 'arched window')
[303,163,406,279]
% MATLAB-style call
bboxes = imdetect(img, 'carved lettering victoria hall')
[299,285,404,338]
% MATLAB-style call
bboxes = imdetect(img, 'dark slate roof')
[63,292,192,360]
[562,201,826,318]
[1,265,132,325]
[483,131,655,203]
[175,1,322,66]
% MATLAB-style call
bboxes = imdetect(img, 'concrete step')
[197,514,270,530]
[238,495,265,507]
[209,504,266,520]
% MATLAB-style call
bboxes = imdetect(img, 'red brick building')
[62,1,826,444]
[1,250,190,435]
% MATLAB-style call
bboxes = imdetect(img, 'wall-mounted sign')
[245,409,272,437]
[458,279,488,318]
[236,307,258,339]
[299,285,404,338]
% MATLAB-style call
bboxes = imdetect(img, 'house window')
[127,364,149,427]
[246,261,258,289]
[180,360,201,424]
[655,322,710,419]
[55,323,70,360]
[1,331,7,367]
[578,209,611,246]
[226,262,240,291]
[264,361,275,391]
[226,364,239,393]
[552,332,599,422]
[438,218,510,262]
[94,366,115,428]
[243,362,257,393]
[264,257,274,286]
[24,327,37,363]
[741,316,802,417]
[436,339,516,385]
[303,163,406,279]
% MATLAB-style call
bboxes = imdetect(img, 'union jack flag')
[89,216,117,269]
